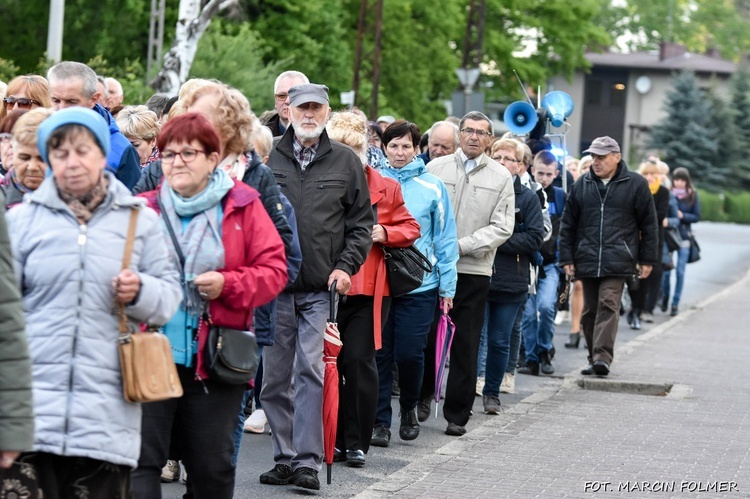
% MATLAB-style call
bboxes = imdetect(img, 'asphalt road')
[162,221,750,498]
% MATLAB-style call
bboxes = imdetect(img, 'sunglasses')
[3,97,42,109]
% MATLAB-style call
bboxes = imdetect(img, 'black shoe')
[391,379,400,397]
[518,361,539,376]
[445,422,466,436]
[630,314,642,330]
[660,296,669,313]
[670,305,679,317]
[260,464,294,485]
[333,447,345,463]
[593,360,610,376]
[417,398,431,422]
[370,425,391,447]
[540,351,554,375]
[293,467,320,490]
[581,364,595,375]
[483,395,501,415]
[345,450,365,467]
[399,408,420,440]
[564,332,581,349]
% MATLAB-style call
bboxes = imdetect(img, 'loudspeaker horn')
[541,91,574,128]
[503,101,538,135]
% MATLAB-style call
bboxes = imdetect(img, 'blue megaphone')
[541,91,574,127]
[503,101,538,135]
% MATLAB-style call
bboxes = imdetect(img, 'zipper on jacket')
[594,176,627,277]
[63,223,87,452]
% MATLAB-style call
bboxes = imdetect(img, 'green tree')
[647,71,721,187]
[729,68,750,189]
[705,85,738,190]
[190,21,287,114]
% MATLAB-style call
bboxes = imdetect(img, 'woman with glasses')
[132,113,288,499]
[371,120,459,448]
[0,75,50,122]
[1,108,53,208]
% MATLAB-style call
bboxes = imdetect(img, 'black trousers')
[131,364,246,499]
[336,295,391,453]
[21,452,131,499]
[422,273,491,427]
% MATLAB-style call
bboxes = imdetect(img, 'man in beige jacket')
[422,111,515,435]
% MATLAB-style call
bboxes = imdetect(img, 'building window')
[587,80,602,105]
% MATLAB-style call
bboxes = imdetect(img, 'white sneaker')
[161,459,179,483]
[500,373,515,394]
[554,311,568,325]
[243,408,267,433]
[475,376,485,396]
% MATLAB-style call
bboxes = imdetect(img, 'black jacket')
[262,112,285,137]
[268,127,374,292]
[558,160,659,278]
[133,153,293,259]
[488,176,544,299]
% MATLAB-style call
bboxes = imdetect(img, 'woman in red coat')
[132,113,287,499]
[326,111,420,467]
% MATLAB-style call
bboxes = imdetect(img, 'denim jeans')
[662,246,690,307]
[522,264,560,363]
[232,346,263,466]
[375,288,438,428]
[507,304,524,374]
[477,306,489,377]
[483,298,526,397]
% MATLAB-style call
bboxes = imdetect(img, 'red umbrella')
[323,281,343,485]
[433,299,455,418]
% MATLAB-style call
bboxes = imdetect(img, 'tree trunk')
[150,0,235,95]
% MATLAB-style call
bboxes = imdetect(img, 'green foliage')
[705,85,740,188]
[648,71,722,186]
[0,59,20,83]
[696,188,729,222]
[190,21,287,115]
[724,191,750,224]
[730,68,750,190]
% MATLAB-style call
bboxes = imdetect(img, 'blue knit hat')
[37,107,110,165]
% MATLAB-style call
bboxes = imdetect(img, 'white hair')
[274,71,309,94]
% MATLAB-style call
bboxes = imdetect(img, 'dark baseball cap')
[583,136,620,155]
[288,83,329,107]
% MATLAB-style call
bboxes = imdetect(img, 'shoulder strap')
[156,194,186,273]
[118,208,140,334]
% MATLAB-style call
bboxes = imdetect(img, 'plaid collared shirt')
[293,135,321,171]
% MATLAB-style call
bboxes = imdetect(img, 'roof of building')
[586,50,737,75]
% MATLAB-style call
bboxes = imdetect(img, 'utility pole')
[147,0,167,80]
[47,0,65,64]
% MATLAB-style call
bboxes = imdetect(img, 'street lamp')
[455,67,481,115]
[47,0,65,64]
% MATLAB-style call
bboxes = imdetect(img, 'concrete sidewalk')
[356,269,750,498]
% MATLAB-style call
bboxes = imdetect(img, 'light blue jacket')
[381,158,459,297]
[6,173,182,468]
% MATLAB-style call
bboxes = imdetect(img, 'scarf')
[217,153,248,180]
[672,187,688,200]
[160,168,234,317]
[649,178,661,195]
[57,174,109,224]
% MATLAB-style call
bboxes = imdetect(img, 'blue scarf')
[160,168,234,318]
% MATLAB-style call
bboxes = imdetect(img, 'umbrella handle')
[330,280,337,321]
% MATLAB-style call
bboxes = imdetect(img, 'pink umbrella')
[323,282,342,484]
[433,299,455,417]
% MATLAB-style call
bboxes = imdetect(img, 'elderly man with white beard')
[260,83,374,491]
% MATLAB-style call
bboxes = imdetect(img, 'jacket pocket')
[317,179,347,190]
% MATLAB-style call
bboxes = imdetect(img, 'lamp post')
[455,67,481,116]
[47,0,65,63]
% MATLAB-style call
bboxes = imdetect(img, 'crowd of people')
[0,63,700,497]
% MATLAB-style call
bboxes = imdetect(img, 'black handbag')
[204,318,259,385]
[664,225,684,253]
[382,245,433,297]
[687,232,701,264]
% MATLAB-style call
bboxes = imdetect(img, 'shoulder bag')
[117,207,183,403]
[687,231,701,264]
[664,225,684,253]
[382,245,434,297]
[157,196,258,385]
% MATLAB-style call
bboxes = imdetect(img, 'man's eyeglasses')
[2,97,41,109]
[494,155,518,164]
[161,148,206,164]
[0,133,12,144]
[274,93,289,102]
[460,128,492,138]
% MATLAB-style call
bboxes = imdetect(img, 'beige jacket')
[427,149,515,276]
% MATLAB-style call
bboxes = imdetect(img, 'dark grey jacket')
[0,190,33,453]
[268,128,374,292]
[558,160,659,278]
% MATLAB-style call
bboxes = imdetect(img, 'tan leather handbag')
[117,208,183,403]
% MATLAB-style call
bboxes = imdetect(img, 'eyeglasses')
[161,148,206,164]
[494,155,519,164]
[2,97,41,109]
[460,128,492,138]
[0,133,12,144]
[274,93,289,102]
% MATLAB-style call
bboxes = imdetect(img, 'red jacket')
[348,166,420,348]
[139,180,288,378]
